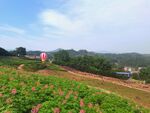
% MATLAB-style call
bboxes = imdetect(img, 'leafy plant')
[0,67,149,113]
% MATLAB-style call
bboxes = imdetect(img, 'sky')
[0,0,150,53]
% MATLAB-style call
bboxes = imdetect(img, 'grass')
[0,56,39,68]
[0,56,65,72]
[47,63,66,71]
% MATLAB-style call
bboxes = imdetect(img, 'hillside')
[38,67,150,109]
[26,49,150,67]
[0,57,150,112]
[0,67,149,113]
[100,53,150,67]
[0,47,10,56]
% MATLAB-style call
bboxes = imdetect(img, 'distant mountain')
[58,49,150,67]
[65,49,97,57]
[27,51,43,56]
[98,53,150,67]
[26,48,150,67]
[51,48,63,52]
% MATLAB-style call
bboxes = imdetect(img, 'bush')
[24,62,47,71]
[132,67,150,83]
[53,51,112,75]
[139,67,150,83]
[69,55,112,75]
[132,73,140,80]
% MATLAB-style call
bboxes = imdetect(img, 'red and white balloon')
[40,52,47,62]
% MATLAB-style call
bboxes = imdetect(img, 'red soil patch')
[37,70,56,76]
[61,66,150,93]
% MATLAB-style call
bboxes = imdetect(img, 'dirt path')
[62,66,150,93]
[18,64,24,70]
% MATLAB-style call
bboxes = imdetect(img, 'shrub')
[139,67,150,83]
[24,62,47,71]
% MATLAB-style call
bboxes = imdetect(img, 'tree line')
[132,67,150,83]
[53,50,113,76]
[0,47,26,56]
[52,50,150,82]
[25,49,150,67]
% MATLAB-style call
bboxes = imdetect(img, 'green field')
[39,69,150,109]
[0,57,149,113]
[0,57,65,72]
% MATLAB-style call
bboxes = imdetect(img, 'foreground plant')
[0,67,149,113]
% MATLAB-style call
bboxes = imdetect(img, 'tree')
[16,47,26,56]
[139,67,150,83]
[68,55,112,75]
[0,47,10,56]
[53,50,70,65]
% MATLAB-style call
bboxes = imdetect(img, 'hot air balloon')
[40,52,47,62]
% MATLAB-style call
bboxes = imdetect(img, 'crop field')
[37,69,150,109]
[0,67,149,113]
[0,57,149,113]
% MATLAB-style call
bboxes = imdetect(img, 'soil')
[18,64,24,70]
[61,66,150,93]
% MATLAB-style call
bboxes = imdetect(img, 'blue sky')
[0,0,150,53]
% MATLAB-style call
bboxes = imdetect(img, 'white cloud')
[1,0,150,53]
[0,25,25,34]
[39,0,150,38]
[39,9,89,37]
[40,10,72,30]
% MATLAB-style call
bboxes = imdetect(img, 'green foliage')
[24,62,47,72]
[132,73,140,80]
[69,55,112,75]
[50,49,150,67]
[26,49,150,67]
[0,57,40,68]
[139,67,150,83]
[15,47,26,56]
[0,67,148,113]
[131,67,150,83]
[101,53,150,67]
[53,50,71,65]
[0,56,66,72]
[47,64,66,71]
[53,50,112,75]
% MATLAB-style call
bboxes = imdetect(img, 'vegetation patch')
[0,67,149,113]
[0,57,39,68]
[23,62,47,72]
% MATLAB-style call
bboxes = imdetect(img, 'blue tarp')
[115,72,131,77]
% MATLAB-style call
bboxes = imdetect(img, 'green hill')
[27,49,150,67]
[0,67,149,113]
[0,47,10,56]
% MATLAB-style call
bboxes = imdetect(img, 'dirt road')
[62,66,150,93]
